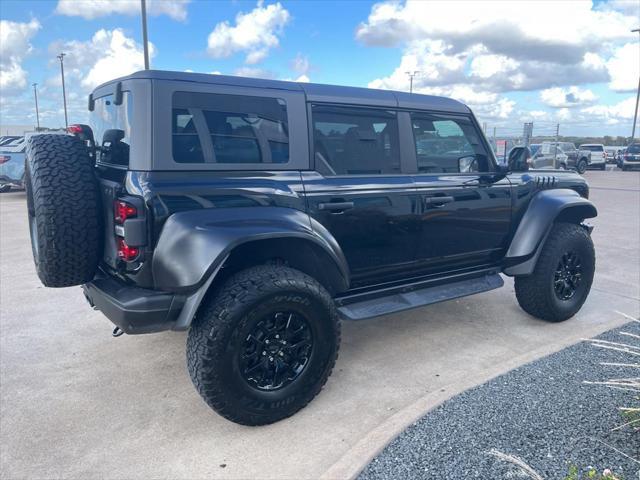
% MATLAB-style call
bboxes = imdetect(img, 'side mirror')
[458,155,477,173]
[508,146,531,172]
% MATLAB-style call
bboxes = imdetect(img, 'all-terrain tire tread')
[186,265,341,426]
[514,222,594,322]
[26,134,101,287]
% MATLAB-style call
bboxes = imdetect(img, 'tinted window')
[580,145,604,152]
[312,105,400,175]
[411,113,488,173]
[172,92,289,164]
[91,92,132,166]
[628,144,640,153]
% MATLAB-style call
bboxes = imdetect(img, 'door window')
[411,113,489,173]
[311,105,401,175]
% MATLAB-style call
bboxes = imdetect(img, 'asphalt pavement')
[1,170,639,479]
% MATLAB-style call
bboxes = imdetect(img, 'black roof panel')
[95,70,470,113]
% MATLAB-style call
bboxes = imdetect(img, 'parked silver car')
[0,136,26,192]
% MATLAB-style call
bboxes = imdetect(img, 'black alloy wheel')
[553,251,582,301]
[240,311,313,391]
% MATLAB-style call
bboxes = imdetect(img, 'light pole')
[57,52,68,129]
[141,0,150,69]
[631,28,640,143]
[32,83,40,130]
[405,71,419,93]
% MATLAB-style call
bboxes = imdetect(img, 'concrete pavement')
[1,171,638,480]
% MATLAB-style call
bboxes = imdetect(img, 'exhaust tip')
[112,326,124,337]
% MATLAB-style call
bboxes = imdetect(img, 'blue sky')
[1,0,638,137]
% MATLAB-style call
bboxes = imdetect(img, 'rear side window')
[411,112,488,173]
[91,92,132,166]
[311,105,400,175]
[172,92,289,164]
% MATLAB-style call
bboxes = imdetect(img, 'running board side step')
[337,273,504,321]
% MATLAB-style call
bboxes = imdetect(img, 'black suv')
[25,71,596,426]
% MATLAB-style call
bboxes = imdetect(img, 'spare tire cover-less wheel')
[26,134,102,287]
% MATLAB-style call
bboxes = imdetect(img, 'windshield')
[90,92,132,166]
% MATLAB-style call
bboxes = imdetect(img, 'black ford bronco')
[25,71,596,426]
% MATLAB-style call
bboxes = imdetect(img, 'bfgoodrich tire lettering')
[514,223,595,322]
[187,265,341,426]
[26,134,102,287]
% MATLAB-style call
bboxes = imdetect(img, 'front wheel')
[514,223,595,322]
[187,265,341,426]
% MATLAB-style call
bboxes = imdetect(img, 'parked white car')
[578,144,607,170]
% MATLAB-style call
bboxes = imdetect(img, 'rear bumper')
[0,175,23,188]
[82,274,185,334]
[621,159,640,168]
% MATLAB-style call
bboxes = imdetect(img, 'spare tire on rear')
[25,134,102,287]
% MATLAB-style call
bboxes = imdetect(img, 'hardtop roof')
[95,69,471,114]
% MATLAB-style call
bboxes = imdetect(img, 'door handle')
[425,196,455,207]
[318,201,355,212]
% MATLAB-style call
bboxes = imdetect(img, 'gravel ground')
[359,323,640,480]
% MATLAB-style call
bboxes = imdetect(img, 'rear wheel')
[599,163,606,171]
[187,265,340,426]
[0,185,10,193]
[514,223,595,322]
[26,134,102,287]
[576,159,588,174]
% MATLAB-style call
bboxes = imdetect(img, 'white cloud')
[291,53,311,75]
[55,0,190,21]
[469,54,519,79]
[360,0,637,133]
[540,86,598,108]
[0,19,40,93]
[357,0,636,57]
[597,0,640,17]
[581,96,637,123]
[49,28,154,91]
[207,1,290,64]
[294,74,310,83]
[233,66,277,79]
[607,42,640,92]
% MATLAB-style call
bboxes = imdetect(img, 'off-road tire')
[0,185,11,193]
[25,134,101,287]
[514,223,595,322]
[576,158,588,174]
[187,265,341,426]
[599,163,606,171]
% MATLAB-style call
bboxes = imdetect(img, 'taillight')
[114,200,137,224]
[67,124,83,135]
[116,237,139,261]
[0,155,10,165]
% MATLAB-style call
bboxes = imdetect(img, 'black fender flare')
[503,189,597,276]
[152,206,350,293]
